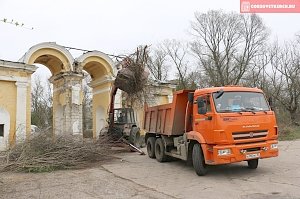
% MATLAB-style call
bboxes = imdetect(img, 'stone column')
[15,81,29,142]
[52,80,64,136]
[50,72,83,136]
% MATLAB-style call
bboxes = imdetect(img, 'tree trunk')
[290,110,299,126]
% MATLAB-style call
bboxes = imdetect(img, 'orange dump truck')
[144,86,279,176]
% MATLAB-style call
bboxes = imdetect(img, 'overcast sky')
[1,0,300,80]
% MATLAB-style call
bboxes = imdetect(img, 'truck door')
[193,95,213,142]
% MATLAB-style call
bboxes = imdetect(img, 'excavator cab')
[114,108,136,124]
[104,50,149,149]
[108,107,141,147]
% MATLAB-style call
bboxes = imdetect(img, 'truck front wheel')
[147,137,156,158]
[247,159,259,169]
[155,138,168,162]
[192,144,207,176]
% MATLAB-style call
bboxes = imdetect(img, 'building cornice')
[0,59,37,73]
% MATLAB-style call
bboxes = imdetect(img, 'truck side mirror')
[268,97,273,110]
[197,97,207,114]
[188,92,194,103]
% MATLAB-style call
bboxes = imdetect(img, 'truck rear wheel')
[147,137,156,158]
[192,144,207,176]
[155,138,168,162]
[247,159,259,169]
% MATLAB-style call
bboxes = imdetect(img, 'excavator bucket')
[114,67,149,94]
[114,68,135,93]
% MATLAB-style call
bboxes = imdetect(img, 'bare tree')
[31,76,52,128]
[242,46,273,91]
[147,46,169,81]
[268,40,300,125]
[162,39,190,89]
[190,10,269,86]
[184,69,210,89]
[82,72,93,131]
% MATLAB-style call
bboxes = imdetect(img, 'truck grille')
[232,130,268,140]
[245,147,261,152]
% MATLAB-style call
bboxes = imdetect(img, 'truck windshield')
[213,91,270,113]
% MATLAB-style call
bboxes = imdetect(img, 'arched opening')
[21,43,76,135]
[21,43,117,138]
[77,52,117,138]
[82,70,93,137]
[29,53,70,134]
[21,42,74,73]
[31,59,65,135]
[31,64,52,130]
[33,55,66,75]
[83,61,109,80]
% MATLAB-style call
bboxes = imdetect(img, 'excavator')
[103,55,148,154]
[107,84,141,148]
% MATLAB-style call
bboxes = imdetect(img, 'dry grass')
[279,125,300,141]
[0,131,125,173]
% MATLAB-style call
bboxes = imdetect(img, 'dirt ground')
[1,140,300,199]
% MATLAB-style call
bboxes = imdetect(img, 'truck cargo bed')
[144,90,192,136]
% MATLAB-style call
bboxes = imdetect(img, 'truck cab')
[144,86,279,176]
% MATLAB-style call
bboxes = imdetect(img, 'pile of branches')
[0,131,123,172]
[114,46,150,105]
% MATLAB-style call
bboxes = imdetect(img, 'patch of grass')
[279,126,300,141]
[26,165,59,173]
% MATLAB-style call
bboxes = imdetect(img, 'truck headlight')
[271,143,278,149]
[218,149,231,156]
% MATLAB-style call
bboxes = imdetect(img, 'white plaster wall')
[72,120,80,134]
[0,107,10,151]
[54,104,63,135]
[15,82,28,143]
[72,84,81,105]
[96,106,106,139]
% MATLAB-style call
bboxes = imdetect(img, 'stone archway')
[20,42,83,135]
[20,42,74,73]
[19,43,118,138]
[0,42,122,150]
[76,51,117,138]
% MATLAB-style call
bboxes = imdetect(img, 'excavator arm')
[108,85,118,128]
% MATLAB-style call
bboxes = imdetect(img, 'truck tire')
[247,159,259,169]
[155,138,168,162]
[147,137,156,158]
[192,144,207,176]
